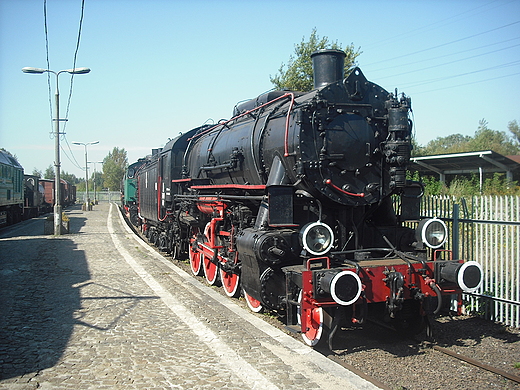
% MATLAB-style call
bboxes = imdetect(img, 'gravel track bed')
[167,255,520,390]
[130,215,520,390]
[328,315,520,390]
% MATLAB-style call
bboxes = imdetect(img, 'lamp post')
[22,66,90,235]
[73,141,99,210]
[88,161,103,204]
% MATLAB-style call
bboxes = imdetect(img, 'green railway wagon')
[0,149,24,226]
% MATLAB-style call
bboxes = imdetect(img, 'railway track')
[319,317,520,390]
[174,251,520,390]
[123,208,520,390]
[432,345,520,385]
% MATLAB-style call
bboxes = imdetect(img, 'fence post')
[453,203,460,260]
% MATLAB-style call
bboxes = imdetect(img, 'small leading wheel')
[220,270,240,297]
[243,288,263,313]
[203,253,220,285]
[301,306,325,347]
[298,290,326,347]
[189,244,203,276]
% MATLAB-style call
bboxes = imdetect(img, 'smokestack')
[311,49,346,89]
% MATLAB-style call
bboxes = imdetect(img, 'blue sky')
[1,0,519,178]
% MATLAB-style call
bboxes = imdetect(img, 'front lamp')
[300,222,334,256]
[416,218,448,249]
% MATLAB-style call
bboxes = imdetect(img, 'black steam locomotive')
[123,50,483,348]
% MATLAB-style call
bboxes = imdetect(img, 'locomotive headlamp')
[416,218,447,249]
[300,222,334,256]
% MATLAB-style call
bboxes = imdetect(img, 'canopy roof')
[410,150,520,182]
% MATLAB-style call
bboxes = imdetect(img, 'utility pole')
[22,66,91,234]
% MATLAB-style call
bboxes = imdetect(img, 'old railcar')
[0,150,24,226]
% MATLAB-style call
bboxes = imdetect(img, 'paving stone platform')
[0,202,380,390]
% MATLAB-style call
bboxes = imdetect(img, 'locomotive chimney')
[311,49,346,89]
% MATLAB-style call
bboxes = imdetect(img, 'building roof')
[410,150,520,180]
[0,149,23,169]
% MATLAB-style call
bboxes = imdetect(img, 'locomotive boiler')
[128,49,483,348]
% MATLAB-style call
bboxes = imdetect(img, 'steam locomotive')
[123,49,483,348]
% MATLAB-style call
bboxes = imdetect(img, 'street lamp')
[72,141,99,210]
[22,66,91,235]
[88,161,104,204]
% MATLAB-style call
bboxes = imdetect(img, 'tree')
[415,119,520,156]
[44,164,54,179]
[32,168,42,178]
[417,133,472,156]
[467,119,519,155]
[103,147,128,191]
[508,119,520,145]
[90,170,104,193]
[61,171,78,185]
[270,28,361,92]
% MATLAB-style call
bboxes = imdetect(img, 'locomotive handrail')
[306,257,331,271]
[173,194,265,201]
[199,161,236,171]
[324,179,365,198]
[190,184,266,191]
[283,93,296,157]
[187,93,295,143]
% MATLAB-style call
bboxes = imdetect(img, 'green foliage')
[103,147,128,191]
[444,176,481,197]
[90,170,103,192]
[61,172,79,185]
[415,119,520,157]
[412,118,520,196]
[44,164,54,179]
[43,164,78,184]
[270,28,361,92]
[76,171,102,192]
[423,176,448,196]
[508,119,520,145]
[415,133,472,156]
[408,171,446,195]
[482,172,520,195]
[76,179,85,192]
[469,119,519,155]
[413,172,520,196]
[410,133,423,157]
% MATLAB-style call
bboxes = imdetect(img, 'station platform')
[0,202,381,389]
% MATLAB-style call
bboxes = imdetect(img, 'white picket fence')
[421,195,520,328]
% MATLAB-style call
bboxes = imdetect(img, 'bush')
[409,172,520,196]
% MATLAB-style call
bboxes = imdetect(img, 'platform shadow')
[0,236,88,380]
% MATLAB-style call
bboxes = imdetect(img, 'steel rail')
[433,345,520,384]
